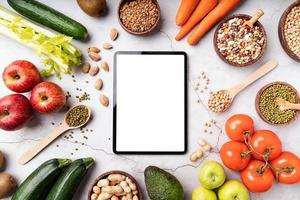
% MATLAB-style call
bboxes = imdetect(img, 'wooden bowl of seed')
[88,170,143,200]
[118,0,161,35]
[255,81,300,125]
[213,14,267,67]
[278,0,300,63]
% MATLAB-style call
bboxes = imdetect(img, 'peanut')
[133,195,139,200]
[93,186,101,194]
[126,177,137,191]
[120,181,131,193]
[97,179,109,187]
[203,143,212,152]
[198,139,207,146]
[97,193,112,200]
[190,149,203,162]
[111,196,119,200]
[102,185,123,194]
[91,193,98,200]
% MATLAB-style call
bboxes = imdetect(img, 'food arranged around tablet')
[0,0,300,200]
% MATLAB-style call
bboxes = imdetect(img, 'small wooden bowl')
[278,0,300,63]
[88,170,143,200]
[255,81,300,125]
[213,14,267,67]
[118,0,161,35]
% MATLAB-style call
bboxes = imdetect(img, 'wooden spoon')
[275,97,300,111]
[208,59,278,112]
[243,9,264,28]
[18,105,91,165]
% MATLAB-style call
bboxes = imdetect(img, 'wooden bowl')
[213,14,267,67]
[88,170,143,200]
[255,81,300,125]
[278,0,300,63]
[118,0,161,35]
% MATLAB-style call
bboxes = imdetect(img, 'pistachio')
[94,79,103,90]
[81,62,90,73]
[89,66,100,76]
[110,28,119,41]
[100,95,109,107]
[103,43,113,49]
[101,61,109,72]
[89,52,101,61]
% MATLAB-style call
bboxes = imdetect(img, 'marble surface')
[1,0,300,199]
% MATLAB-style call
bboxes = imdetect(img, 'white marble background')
[0,0,300,199]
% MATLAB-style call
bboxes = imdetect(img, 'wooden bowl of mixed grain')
[213,14,267,67]
[255,81,300,125]
[88,170,143,200]
[278,0,300,63]
[118,0,161,35]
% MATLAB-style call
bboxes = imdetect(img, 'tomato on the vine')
[220,141,251,171]
[241,160,274,193]
[225,114,254,142]
[250,130,282,161]
[271,151,300,184]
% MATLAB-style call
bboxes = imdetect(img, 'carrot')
[175,0,218,41]
[187,0,241,45]
[176,0,200,26]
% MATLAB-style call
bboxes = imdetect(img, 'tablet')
[113,51,187,154]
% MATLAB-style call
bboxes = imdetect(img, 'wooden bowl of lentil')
[278,0,300,63]
[118,0,161,35]
[213,14,267,67]
[255,81,300,125]
[88,170,143,200]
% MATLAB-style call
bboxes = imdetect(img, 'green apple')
[192,186,217,200]
[218,180,250,200]
[198,161,226,189]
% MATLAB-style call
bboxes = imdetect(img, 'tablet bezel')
[113,51,187,154]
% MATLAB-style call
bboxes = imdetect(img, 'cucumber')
[7,0,88,40]
[12,158,71,200]
[46,157,94,200]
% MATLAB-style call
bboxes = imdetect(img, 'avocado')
[144,166,184,200]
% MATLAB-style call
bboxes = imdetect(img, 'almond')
[101,61,109,72]
[110,28,118,41]
[94,79,103,90]
[103,43,113,49]
[81,62,90,73]
[89,52,101,61]
[89,66,100,76]
[88,47,100,53]
[100,95,109,107]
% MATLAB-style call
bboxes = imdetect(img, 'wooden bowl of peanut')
[88,170,143,200]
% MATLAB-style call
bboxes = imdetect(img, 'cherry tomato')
[250,130,282,161]
[220,141,251,171]
[271,151,300,184]
[225,114,254,142]
[241,160,274,193]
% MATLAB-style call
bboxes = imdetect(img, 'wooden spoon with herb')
[275,97,300,111]
[18,105,91,165]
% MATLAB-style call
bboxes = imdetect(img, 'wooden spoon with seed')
[275,97,300,111]
[243,9,264,27]
[18,105,91,165]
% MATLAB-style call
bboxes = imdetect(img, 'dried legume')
[208,90,232,112]
[66,105,89,127]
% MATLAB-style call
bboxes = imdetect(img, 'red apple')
[0,94,33,131]
[30,82,66,113]
[2,60,41,93]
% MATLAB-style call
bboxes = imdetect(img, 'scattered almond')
[89,66,100,76]
[101,61,109,72]
[100,95,109,107]
[81,62,90,73]
[89,52,101,61]
[103,43,113,49]
[88,47,100,53]
[110,28,119,41]
[95,79,103,90]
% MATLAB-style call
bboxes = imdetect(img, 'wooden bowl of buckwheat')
[118,0,161,35]
[88,170,143,200]
[278,0,300,63]
[214,14,267,67]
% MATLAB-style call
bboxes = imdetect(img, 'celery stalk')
[0,6,82,78]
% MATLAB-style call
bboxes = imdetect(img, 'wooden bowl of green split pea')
[255,81,300,125]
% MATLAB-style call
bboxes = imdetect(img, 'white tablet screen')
[114,52,187,153]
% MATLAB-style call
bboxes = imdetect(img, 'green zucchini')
[46,157,94,200]
[7,0,88,40]
[12,158,71,200]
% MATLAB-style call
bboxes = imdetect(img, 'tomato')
[271,151,300,184]
[220,141,251,171]
[241,160,274,193]
[250,130,282,161]
[225,114,254,142]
